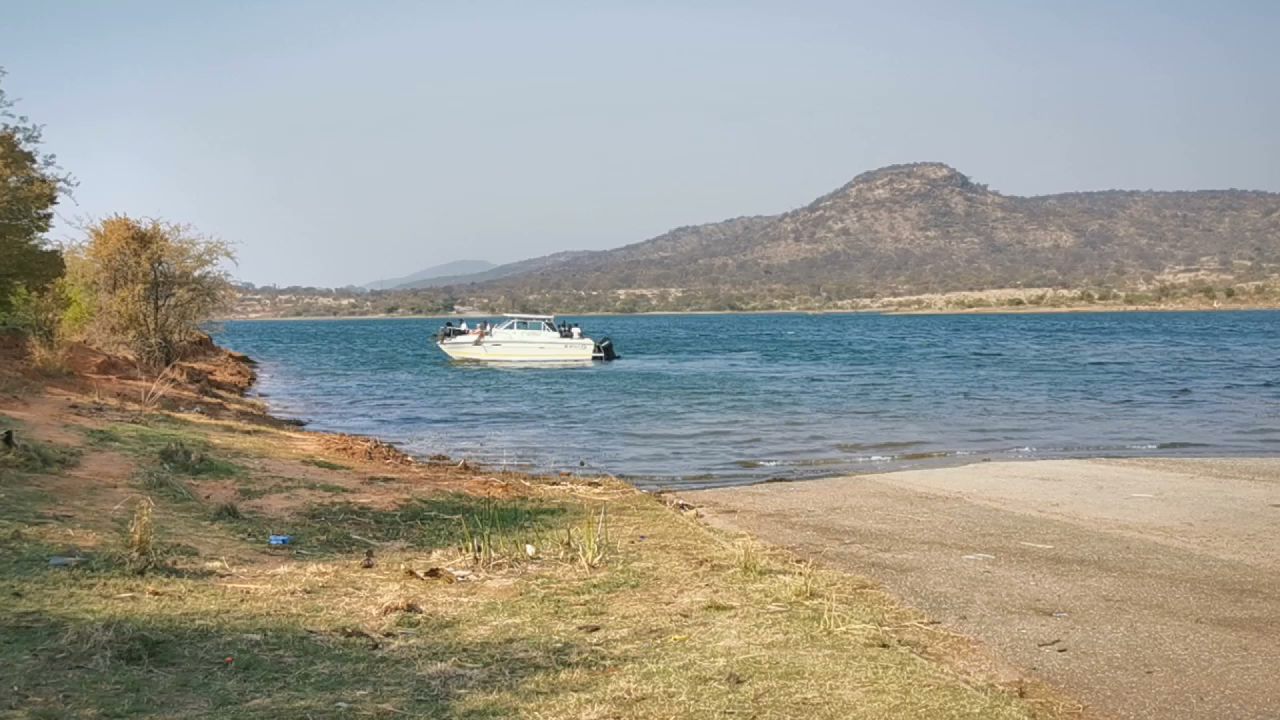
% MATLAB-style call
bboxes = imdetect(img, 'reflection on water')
[216,311,1280,489]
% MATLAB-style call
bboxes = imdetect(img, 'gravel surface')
[686,458,1280,720]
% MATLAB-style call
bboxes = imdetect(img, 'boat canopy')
[502,313,555,321]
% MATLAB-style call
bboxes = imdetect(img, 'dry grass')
[26,336,70,376]
[791,559,818,600]
[0,399,1076,720]
[139,364,181,411]
[125,497,157,574]
[734,538,765,577]
[566,503,610,570]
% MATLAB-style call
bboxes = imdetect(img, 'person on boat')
[459,320,469,332]
[570,324,582,339]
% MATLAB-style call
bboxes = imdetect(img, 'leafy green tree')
[0,68,72,313]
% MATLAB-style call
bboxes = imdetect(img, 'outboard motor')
[595,336,619,361]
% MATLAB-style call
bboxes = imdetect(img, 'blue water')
[214,311,1280,489]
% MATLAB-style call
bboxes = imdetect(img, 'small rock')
[407,566,458,583]
[48,556,83,567]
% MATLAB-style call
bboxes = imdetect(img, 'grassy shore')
[0,346,1074,719]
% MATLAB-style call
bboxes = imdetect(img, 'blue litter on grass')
[268,535,294,546]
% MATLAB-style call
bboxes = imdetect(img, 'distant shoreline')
[882,302,1280,316]
[219,302,1280,322]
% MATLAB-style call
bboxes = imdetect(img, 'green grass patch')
[135,467,195,502]
[0,435,81,475]
[297,494,574,556]
[0,515,75,578]
[234,476,353,501]
[210,502,243,521]
[83,422,206,455]
[2,415,80,474]
[82,423,243,478]
[235,483,273,500]
[156,441,243,478]
[301,457,351,471]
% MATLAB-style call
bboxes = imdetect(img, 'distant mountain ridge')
[445,163,1279,310]
[364,259,497,290]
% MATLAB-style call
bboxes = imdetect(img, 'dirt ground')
[684,458,1280,720]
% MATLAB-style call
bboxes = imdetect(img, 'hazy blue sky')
[3,1,1277,286]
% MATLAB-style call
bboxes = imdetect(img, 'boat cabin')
[495,315,559,334]
[494,314,581,338]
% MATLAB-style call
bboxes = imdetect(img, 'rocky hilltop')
[465,163,1279,310]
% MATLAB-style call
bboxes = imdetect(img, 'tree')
[79,215,234,366]
[0,68,72,313]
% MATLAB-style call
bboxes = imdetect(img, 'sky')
[3,1,1278,287]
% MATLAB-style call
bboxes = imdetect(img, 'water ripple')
[217,310,1280,489]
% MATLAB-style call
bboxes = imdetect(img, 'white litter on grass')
[1019,541,1055,549]
[962,553,996,561]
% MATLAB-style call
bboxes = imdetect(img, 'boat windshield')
[495,319,558,333]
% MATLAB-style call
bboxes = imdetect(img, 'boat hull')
[437,337,597,363]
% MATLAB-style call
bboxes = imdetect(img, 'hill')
[232,163,1280,317]
[450,163,1280,312]
[364,259,497,290]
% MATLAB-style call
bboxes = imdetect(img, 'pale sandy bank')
[684,458,1280,720]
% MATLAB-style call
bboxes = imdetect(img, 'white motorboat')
[435,314,618,363]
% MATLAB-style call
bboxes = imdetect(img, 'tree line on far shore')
[1,68,232,370]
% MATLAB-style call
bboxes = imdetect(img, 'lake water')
[215,311,1280,489]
